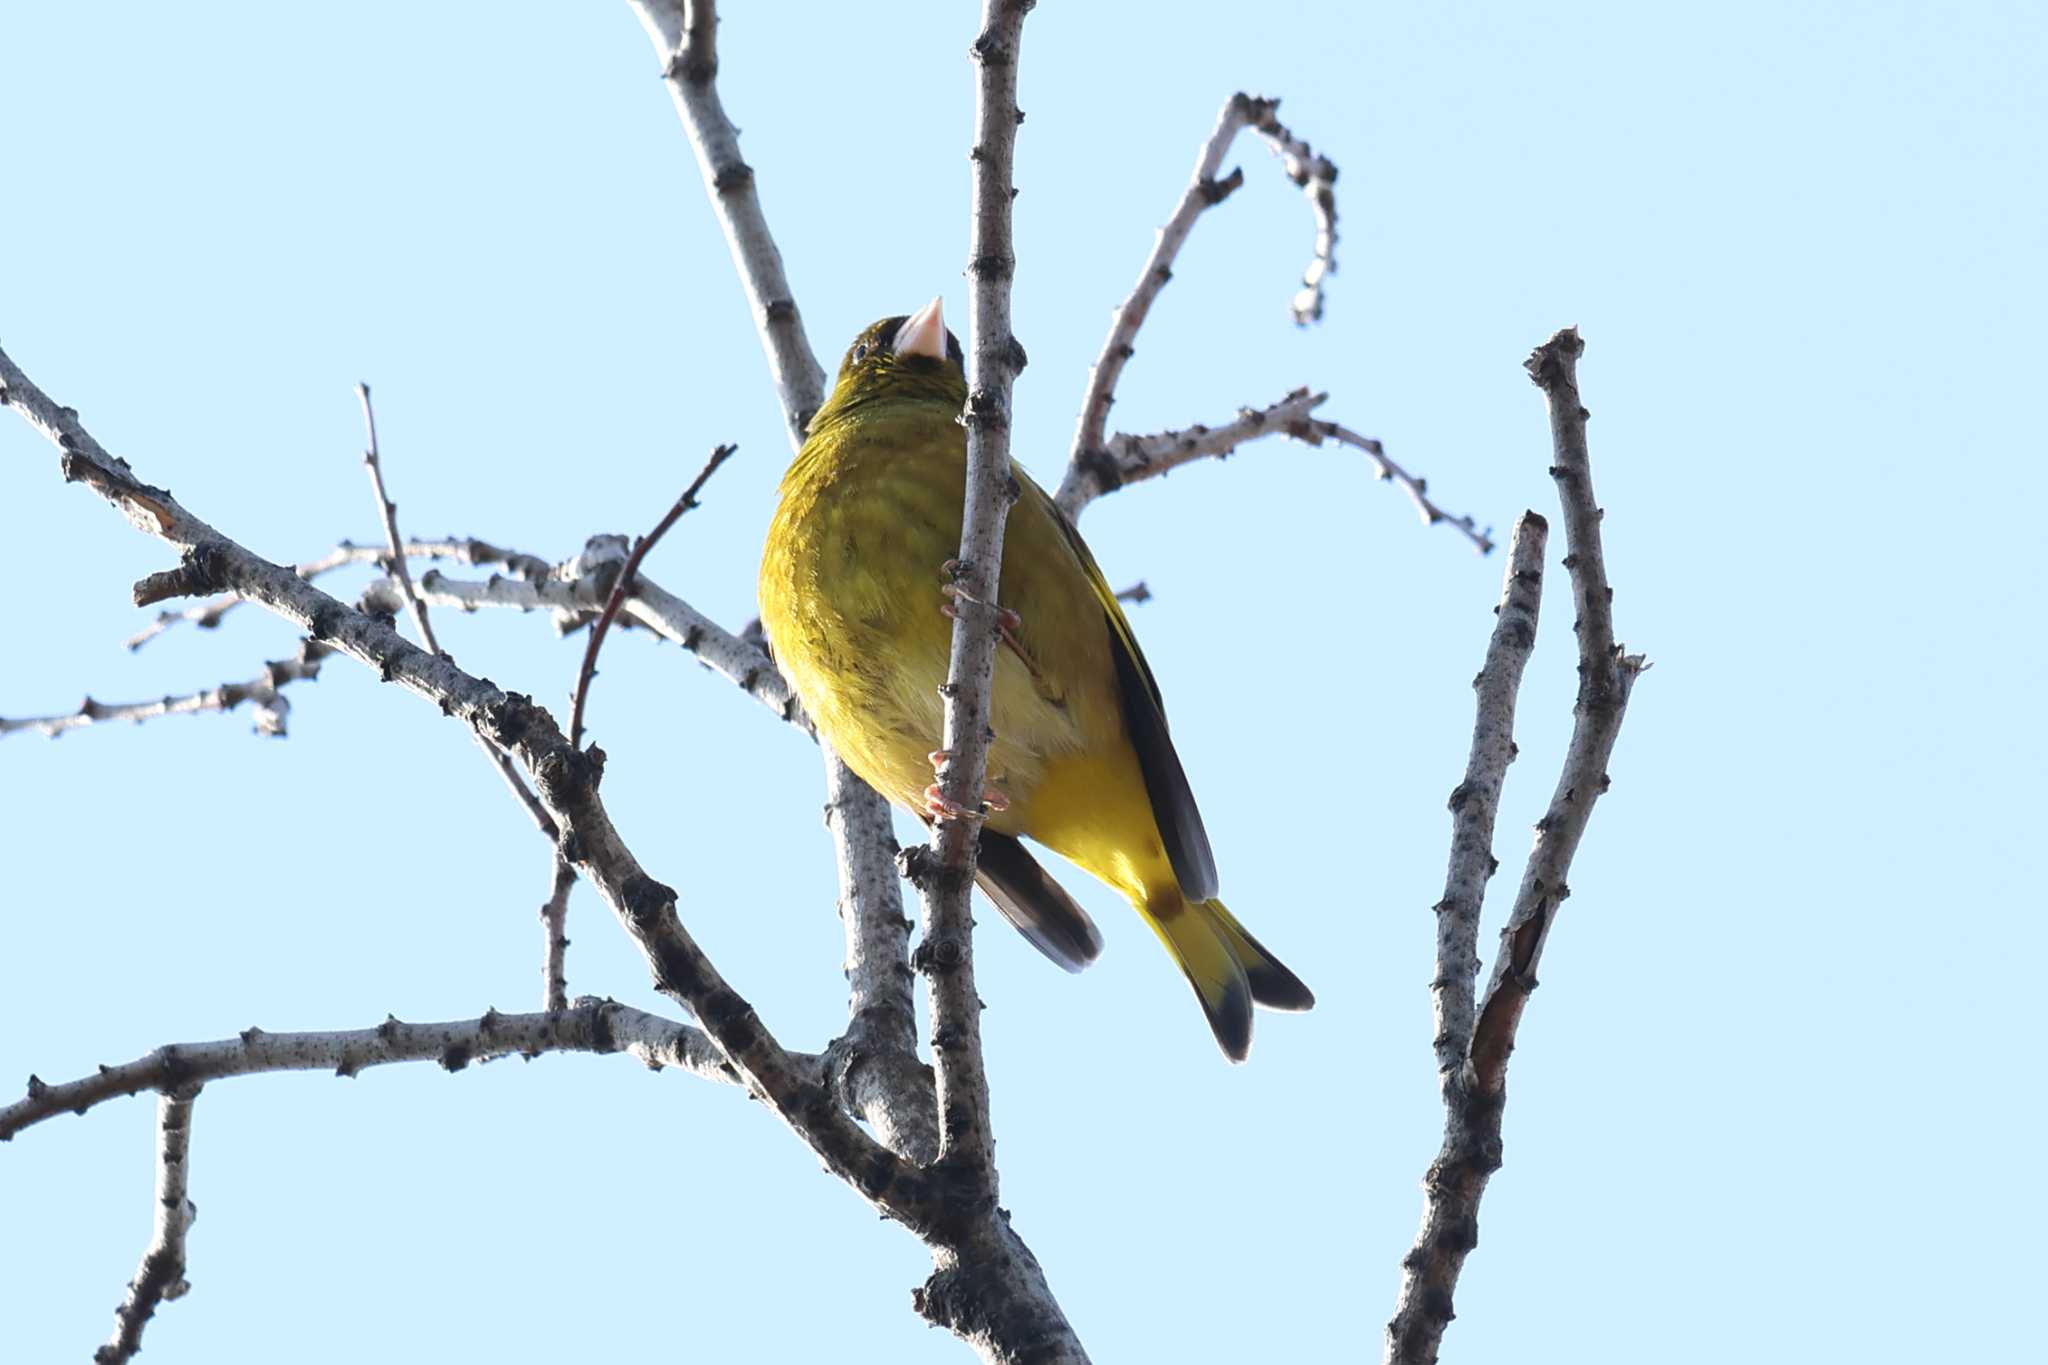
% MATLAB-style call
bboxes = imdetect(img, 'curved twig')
[1067,92,1340,477]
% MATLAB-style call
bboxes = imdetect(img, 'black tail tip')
[1203,977,1254,1063]
[1247,959,1315,1013]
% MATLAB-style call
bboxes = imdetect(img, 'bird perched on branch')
[759,298,1312,1060]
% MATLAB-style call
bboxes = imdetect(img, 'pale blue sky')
[3,3,2042,1361]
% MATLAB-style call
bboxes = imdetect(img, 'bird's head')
[814,297,966,423]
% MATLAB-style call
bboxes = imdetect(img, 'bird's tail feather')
[1147,895,1311,1061]
[1148,897,1254,1061]
[1208,901,1316,1012]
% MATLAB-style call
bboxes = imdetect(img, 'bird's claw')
[939,584,1025,654]
[923,782,1009,822]
[925,750,1009,821]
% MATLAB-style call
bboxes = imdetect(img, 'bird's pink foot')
[939,584,1026,656]
[922,782,1009,821]
[924,750,1010,821]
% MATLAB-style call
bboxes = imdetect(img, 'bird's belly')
[763,497,1076,816]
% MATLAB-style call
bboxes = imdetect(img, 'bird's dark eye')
[852,343,870,364]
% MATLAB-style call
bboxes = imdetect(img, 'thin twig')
[568,444,738,751]
[93,1085,199,1365]
[1243,98,1340,326]
[1067,92,1340,478]
[1,1001,745,1141]
[1113,580,1151,605]
[1055,387,1493,553]
[631,0,826,445]
[2,640,331,740]
[1292,419,1494,554]
[125,537,551,651]
[540,856,575,1013]
[354,383,572,998]
[394,553,806,728]
[1385,329,1648,1365]
[357,384,441,657]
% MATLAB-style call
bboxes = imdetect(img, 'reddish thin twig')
[355,383,574,1003]
[357,384,442,657]
[569,443,740,750]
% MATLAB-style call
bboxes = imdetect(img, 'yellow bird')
[760,298,1311,1059]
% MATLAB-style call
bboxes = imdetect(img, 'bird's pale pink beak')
[893,296,947,360]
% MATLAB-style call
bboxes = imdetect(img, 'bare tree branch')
[126,536,549,651]
[1,639,331,740]
[94,1085,199,1365]
[355,383,574,1005]
[0,344,936,1227]
[1056,386,1327,516]
[1386,329,1648,1365]
[1057,386,1493,553]
[921,0,1029,1184]
[1,1001,743,1142]
[1067,92,1340,484]
[822,749,938,1165]
[540,856,576,1013]
[1246,98,1340,326]
[568,444,739,750]
[633,0,940,1186]
[356,384,443,657]
[903,6,1089,1362]
[1290,416,1495,554]
[395,550,807,728]
[1429,513,1546,1075]
[1472,330,1647,1071]
[631,0,826,445]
